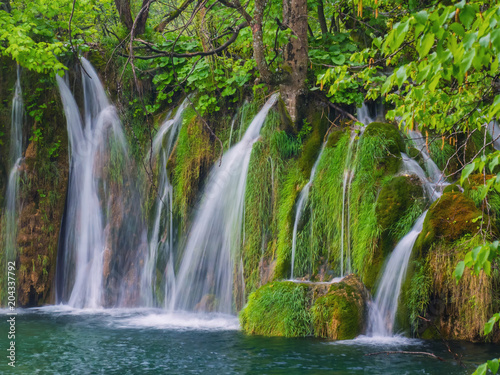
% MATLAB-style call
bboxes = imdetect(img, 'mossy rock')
[363,122,404,178]
[311,275,369,340]
[407,146,421,159]
[239,281,313,337]
[414,192,483,256]
[375,175,423,234]
[326,129,345,148]
[462,173,496,193]
[364,122,405,154]
[443,183,461,194]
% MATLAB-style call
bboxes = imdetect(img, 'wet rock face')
[14,76,69,307]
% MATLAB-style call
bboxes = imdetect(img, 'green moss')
[243,109,282,294]
[375,175,423,236]
[239,281,312,337]
[275,162,307,279]
[311,275,367,339]
[414,192,483,256]
[350,133,402,280]
[173,110,214,227]
[326,129,345,148]
[443,183,461,194]
[364,122,404,154]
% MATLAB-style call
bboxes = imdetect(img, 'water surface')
[1,308,496,374]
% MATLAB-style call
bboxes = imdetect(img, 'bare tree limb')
[365,351,445,361]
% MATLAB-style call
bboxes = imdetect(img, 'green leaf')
[487,359,499,375]
[449,22,465,38]
[414,10,429,25]
[454,261,465,283]
[459,5,477,29]
[461,163,476,184]
[418,32,435,59]
[473,363,488,375]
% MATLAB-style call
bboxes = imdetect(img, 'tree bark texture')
[114,0,150,36]
[281,0,308,124]
[252,0,272,83]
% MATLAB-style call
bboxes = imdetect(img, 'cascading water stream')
[166,94,278,313]
[367,212,427,337]
[290,142,326,279]
[140,99,189,306]
[368,134,448,337]
[3,66,24,273]
[339,104,377,277]
[56,58,140,308]
[408,130,446,198]
[487,120,500,151]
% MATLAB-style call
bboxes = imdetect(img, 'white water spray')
[140,99,189,306]
[56,58,138,308]
[167,94,278,313]
[3,67,23,273]
[290,142,326,279]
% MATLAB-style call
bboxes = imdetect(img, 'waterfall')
[400,153,446,203]
[368,133,448,336]
[166,93,278,313]
[487,120,500,151]
[290,142,326,279]
[339,104,377,276]
[3,66,23,275]
[408,130,446,198]
[56,58,142,308]
[367,212,427,337]
[140,99,189,306]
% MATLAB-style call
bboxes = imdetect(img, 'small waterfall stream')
[487,120,500,151]
[290,142,326,279]
[56,58,141,308]
[3,66,24,272]
[166,94,278,313]
[339,104,377,276]
[368,212,427,336]
[368,130,448,337]
[140,99,189,306]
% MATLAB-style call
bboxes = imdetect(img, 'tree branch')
[365,351,445,361]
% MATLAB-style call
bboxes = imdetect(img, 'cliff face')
[1,56,498,343]
[0,59,69,306]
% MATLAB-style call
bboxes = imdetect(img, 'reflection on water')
[0,309,496,374]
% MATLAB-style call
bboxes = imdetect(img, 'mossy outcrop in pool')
[240,275,369,340]
[311,275,369,340]
[239,281,313,337]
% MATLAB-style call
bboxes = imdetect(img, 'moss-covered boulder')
[239,281,313,337]
[415,192,483,256]
[240,275,369,340]
[376,175,423,234]
[364,122,405,154]
[326,129,345,148]
[311,275,369,340]
[358,176,424,290]
[363,122,404,178]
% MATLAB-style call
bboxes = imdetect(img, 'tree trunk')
[252,0,272,83]
[114,0,150,36]
[317,0,328,36]
[135,0,151,36]
[1,0,11,12]
[114,0,134,31]
[281,0,308,125]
